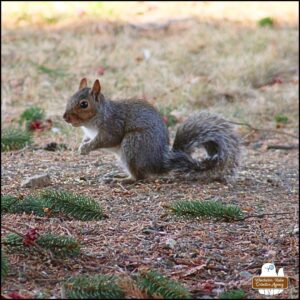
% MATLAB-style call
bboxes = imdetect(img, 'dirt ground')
[1,129,299,299]
[1,2,299,299]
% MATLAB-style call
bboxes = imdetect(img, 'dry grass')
[2,2,299,138]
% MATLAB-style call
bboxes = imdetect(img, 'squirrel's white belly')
[105,147,131,176]
[81,126,130,175]
[81,126,121,157]
[81,126,98,140]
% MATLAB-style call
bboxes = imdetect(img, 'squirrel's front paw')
[79,143,90,155]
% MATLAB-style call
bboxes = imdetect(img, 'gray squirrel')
[63,78,241,183]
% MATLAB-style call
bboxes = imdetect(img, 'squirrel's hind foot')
[102,174,137,185]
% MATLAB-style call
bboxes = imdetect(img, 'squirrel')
[63,78,241,183]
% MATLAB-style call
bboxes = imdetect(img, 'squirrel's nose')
[63,112,70,122]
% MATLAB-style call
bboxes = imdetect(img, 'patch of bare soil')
[1,132,299,299]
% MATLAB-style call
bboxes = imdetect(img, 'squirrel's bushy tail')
[165,111,241,177]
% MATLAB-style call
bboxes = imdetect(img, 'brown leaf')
[117,276,149,299]
[182,264,207,277]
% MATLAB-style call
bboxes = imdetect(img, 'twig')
[163,204,295,222]
[1,225,53,258]
[9,145,31,154]
[239,212,295,221]
[230,121,298,139]
[267,144,299,150]
[58,224,72,236]
[2,224,28,238]
[1,295,14,299]
[129,17,193,31]
[117,182,129,192]
[182,258,212,277]
[33,278,63,283]
[81,264,119,272]
[244,260,298,270]
[242,129,256,141]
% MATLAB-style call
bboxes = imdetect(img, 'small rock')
[173,264,185,270]
[252,141,263,150]
[143,48,151,60]
[212,288,225,295]
[239,271,252,279]
[204,244,213,249]
[293,225,299,235]
[165,238,176,249]
[266,250,276,257]
[21,174,51,188]
[18,277,27,283]
[154,236,160,243]
[51,127,60,133]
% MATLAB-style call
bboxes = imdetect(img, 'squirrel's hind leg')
[102,160,138,184]
[120,131,165,181]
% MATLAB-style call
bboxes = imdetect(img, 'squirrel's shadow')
[100,173,229,187]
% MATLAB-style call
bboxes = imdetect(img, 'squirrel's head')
[63,78,104,127]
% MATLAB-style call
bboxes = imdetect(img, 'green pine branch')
[1,127,32,152]
[2,234,25,252]
[1,195,51,216]
[220,289,246,299]
[1,249,8,283]
[62,271,192,299]
[1,195,18,213]
[3,233,80,257]
[167,200,244,221]
[1,190,106,221]
[39,189,106,221]
[36,233,81,257]
[136,270,192,299]
[64,275,124,299]
[19,106,45,129]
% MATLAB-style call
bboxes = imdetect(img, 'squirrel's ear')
[91,79,101,97]
[79,78,87,90]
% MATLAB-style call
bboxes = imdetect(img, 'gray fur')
[171,111,241,177]
[64,87,241,181]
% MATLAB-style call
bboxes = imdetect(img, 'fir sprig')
[220,289,246,299]
[1,249,8,283]
[1,195,51,216]
[1,195,18,213]
[39,189,106,221]
[1,190,106,220]
[2,234,25,252]
[36,233,81,257]
[19,106,45,129]
[1,127,32,152]
[64,275,124,299]
[167,200,244,221]
[136,270,192,299]
[3,233,80,257]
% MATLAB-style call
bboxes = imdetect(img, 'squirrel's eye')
[79,101,88,109]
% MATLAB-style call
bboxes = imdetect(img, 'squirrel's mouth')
[69,121,82,127]
[63,113,82,127]
[64,119,82,127]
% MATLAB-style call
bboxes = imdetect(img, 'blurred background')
[1,1,299,144]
